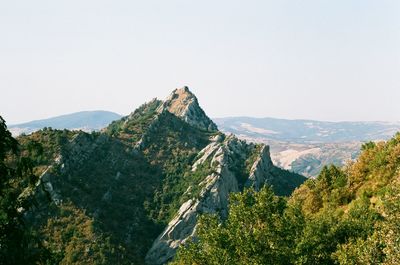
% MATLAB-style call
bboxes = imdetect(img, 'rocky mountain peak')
[158,86,218,132]
[14,87,306,265]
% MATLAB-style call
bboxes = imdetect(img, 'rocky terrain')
[15,87,305,264]
[239,137,361,178]
[146,134,302,264]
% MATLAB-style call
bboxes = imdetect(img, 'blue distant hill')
[9,111,122,135]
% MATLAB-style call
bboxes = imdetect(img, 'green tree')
[173,187,298,265]
[0,116,49,264]
[334,185,400,265]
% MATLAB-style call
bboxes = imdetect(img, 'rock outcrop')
[145,135,284,265]
[145,135,241,264]
[158,86,218,132]
[245,145,274,190]
[19,159,63,213]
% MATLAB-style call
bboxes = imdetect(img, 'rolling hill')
[215,117,400,177]
[9,111,122,136]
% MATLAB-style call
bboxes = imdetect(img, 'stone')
[157,87,218,132]
[146,136,258,264]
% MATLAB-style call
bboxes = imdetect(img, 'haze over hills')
[9,110,122,136]
[214,117,400,143]
[215,117,400,177]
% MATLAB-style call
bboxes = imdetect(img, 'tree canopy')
[173,133,400,265]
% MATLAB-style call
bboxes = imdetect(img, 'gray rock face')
[245,145,274,190]
[18,155,64,217]
[145,135,272,265]
[158,86,218,132]
[21,132,104,213]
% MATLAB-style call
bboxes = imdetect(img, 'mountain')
[214,117,400,177]
[9,87,305,265]
[9,110,122,136]
[11,108,398,179]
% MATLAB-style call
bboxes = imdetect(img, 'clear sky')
[1,0,399,124]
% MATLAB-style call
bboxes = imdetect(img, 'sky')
[1,0,399,124]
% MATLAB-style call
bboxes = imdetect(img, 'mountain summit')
[158,86,218,131]
[14,87,305,264]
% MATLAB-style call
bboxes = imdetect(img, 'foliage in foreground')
[0,116,51,264]
[173,134,400,265]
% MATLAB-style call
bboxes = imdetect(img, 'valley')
[215,117,400,177]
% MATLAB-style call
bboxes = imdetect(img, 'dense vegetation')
[7,89,394,265]
[173,133,400,264]
[140,111,214,224]
[5,103,399,265]
[1,104,224,264]
[106,99,162,143]
[19,129,162,264]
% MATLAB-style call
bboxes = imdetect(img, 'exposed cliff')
[146,135,305,264]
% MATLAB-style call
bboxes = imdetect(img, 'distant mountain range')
[9,111,122,136]
[9,112,400,178]
[214,117,400,143]
[214,117,400,177]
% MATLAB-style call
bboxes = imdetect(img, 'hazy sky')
[1,0,399,124]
